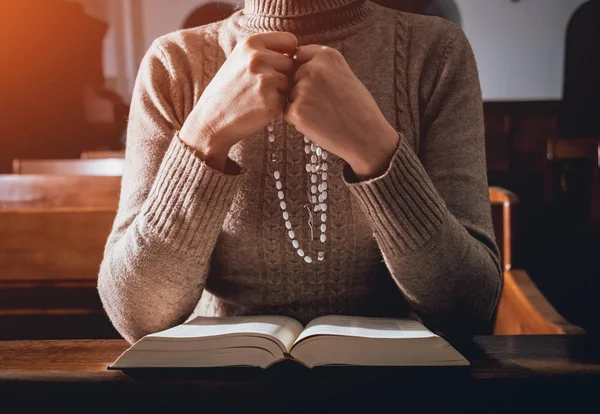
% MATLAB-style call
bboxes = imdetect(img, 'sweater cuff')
[343,136,448,254]
[139,134,243,254]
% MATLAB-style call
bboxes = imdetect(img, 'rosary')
[267,120,328,264]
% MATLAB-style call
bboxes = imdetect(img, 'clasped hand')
[180,31,399,179]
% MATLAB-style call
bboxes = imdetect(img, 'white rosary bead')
[268,122,328,265]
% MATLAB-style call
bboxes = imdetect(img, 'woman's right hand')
[179,32,298,172]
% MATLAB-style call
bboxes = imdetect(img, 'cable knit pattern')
[98,0,503,343]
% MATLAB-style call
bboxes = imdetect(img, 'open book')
[109,315,469,369]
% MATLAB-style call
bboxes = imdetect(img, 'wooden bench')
[0,174,121,339]
[0,207,118,339]
[489,187,583,334]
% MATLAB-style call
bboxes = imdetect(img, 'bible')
[109,315,469,369]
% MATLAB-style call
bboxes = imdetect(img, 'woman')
[98,0,503,344]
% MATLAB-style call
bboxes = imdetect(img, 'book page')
[146,315,304,352]
[293,315,436,345]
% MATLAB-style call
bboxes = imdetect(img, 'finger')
[292,63,311,83]
[288,81,303,102]
[254,31,298,55]
[263,51,295,74]
[270,72,290,94]
[283,101,294,125]
[293,44,327,65]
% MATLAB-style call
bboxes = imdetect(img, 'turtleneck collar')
[232,0,375,37]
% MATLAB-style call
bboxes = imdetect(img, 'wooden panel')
[13,158,124,176]
[0,175,120,209]
[0,209,115,281]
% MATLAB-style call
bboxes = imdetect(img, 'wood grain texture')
[12,158,125,176]
[1,336,598,381]
[81,150,126,159]
[495,270,585,335]
[0,209,115,281]
[0,336,599,412]
[0,175,120,209]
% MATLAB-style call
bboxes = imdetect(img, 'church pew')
[0,208,115,281]
[0,207,119,339]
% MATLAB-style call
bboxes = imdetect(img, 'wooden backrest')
[0,208,116,282]
[81,150,126,159]
[13,158,124,176]
[0,175,120,209]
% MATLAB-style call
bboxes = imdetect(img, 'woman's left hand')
[284,44,399,180]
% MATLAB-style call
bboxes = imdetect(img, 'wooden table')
[1,335,599,413]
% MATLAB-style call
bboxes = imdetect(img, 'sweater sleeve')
[97,38,243,343]
[343,26,502,336]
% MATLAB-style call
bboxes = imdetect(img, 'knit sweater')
[98,0,503,344]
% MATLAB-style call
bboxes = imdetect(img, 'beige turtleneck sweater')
[98,0,503,343]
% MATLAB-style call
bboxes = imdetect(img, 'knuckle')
[256,73,270,91]
[323,46,341,60]
[289,104,302,121]
[247,51,264,74]
[242,34,259,49]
